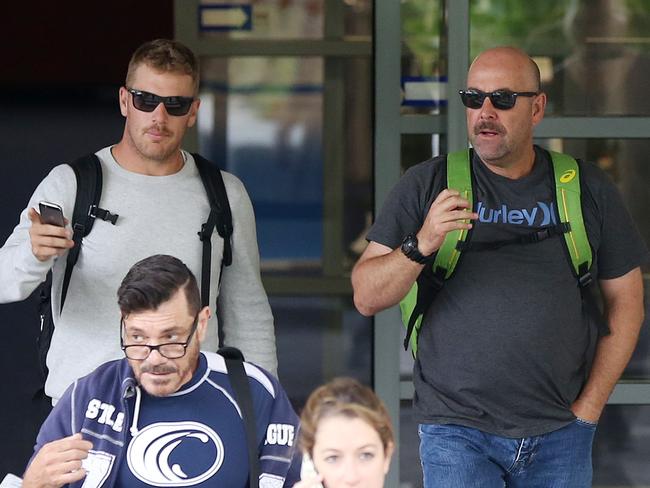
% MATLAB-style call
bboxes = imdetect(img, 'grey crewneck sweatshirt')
[0,147,277,401]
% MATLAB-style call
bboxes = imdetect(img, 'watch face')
[402,235,417,254]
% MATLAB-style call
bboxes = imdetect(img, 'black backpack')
[37,152,234,380]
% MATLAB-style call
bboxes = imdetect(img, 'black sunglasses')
[126,87,195,116]
[458,89,538,110]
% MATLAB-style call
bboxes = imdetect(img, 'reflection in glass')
[469,0,650,116]
[200,0,323,39]
[197,56,372,273]
[199,57,323,268]
[400,0,444,114]
[272,296,372,409]
[198,0,372,40]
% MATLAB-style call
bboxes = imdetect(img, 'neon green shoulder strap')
[399,150,473,356]
[549,151,592,278]
[432,149,474,277]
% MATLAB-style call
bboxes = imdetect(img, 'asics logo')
[560,169,576,183]
[127,421,224,486]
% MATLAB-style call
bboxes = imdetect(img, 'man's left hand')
[571,399,602,424]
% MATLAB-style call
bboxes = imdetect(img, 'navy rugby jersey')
[29,352,299,488]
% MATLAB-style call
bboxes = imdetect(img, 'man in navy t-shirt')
[352,46,648,487]
[21,254,299,488]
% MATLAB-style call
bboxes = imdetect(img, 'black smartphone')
[39,201,65,227]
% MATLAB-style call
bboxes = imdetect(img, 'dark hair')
[117,254,200,317]
[299,377,394,456]
[125,39,200,94]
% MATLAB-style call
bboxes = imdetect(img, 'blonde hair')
[299,377,394,455]
[125,39,200,94]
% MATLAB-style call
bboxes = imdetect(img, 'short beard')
[127,125,179,163]
[470,123,510,166]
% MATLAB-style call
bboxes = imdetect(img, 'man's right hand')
[352,188,477,316]
[28,208,74,262]
[416,189,477,256]
[22,433,92,488]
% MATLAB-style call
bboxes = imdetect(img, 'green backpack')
[399,149,594,356]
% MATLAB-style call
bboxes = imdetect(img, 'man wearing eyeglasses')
[352,46,648,487]
[0,39,277,407]
[17,254,298,488]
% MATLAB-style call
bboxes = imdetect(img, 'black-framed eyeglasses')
[458,89,538,110]
[126,87,195,116]
[120,313,199,360]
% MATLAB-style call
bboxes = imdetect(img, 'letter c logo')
[560,169,576,183]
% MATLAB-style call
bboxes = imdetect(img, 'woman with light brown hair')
[294,377,395,488]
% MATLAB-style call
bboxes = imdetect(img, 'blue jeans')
[419,419,596,488]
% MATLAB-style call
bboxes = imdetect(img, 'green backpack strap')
[549,151,593,283]
[432,150,474,277]
[399,149,473,355]
[550,151,605,375]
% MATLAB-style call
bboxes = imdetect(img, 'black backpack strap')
[60,154,103,311]
[219,347,259,488]
[456,223,570,253]
[193,154,233,317]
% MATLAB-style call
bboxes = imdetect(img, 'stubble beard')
[137,364,178,397]
[128,124,180,164]
[470,121,511,167]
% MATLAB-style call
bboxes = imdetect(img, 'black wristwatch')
[400,234,432,264]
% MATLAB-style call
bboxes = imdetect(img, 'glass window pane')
[400,0,444,115]
[198,0,371,39]
[343,57,374,270]
[272,296,372,407]
[593,405,650,486]
[470,0,650,116]
[198,56,371,274]
[199,57,323,269]
[401,134,446,172]
[200,0,323,39]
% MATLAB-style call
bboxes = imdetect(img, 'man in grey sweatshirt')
[0,39,277,404]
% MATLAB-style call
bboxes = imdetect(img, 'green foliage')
[400,0,650,77]
[401,0,441,76]
[470,0,568,57]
